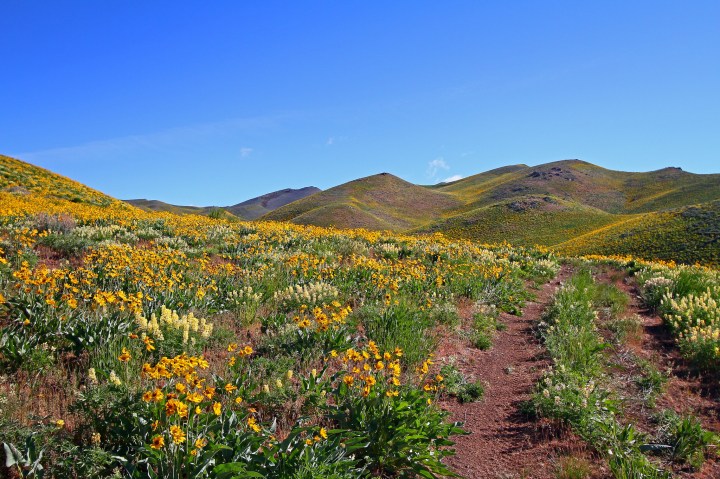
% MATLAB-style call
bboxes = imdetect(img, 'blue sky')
[2,1,719,205]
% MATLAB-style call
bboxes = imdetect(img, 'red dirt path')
[438,266,593,479]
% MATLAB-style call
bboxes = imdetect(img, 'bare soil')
[440,265,720,478]
[437,266,606,479]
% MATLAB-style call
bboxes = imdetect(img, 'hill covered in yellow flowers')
[1,154,718,266]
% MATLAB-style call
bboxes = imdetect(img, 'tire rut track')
[441,266,574,478]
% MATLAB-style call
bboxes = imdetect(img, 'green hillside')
[436,160,720,214]
[416,195,629,247]
[620,168,720,213]
[556,200,720,266]
[263,173,463,230]
[258,160,719,265]
[3,153,719,266]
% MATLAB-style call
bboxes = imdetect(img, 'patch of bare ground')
[437,266,609,478]
[594,266,720,478]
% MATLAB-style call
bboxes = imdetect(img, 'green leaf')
[3,442,20,467]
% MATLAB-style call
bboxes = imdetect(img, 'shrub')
[37,232,93,258]
[591,282,628,319]
[469,305,500,350]
[34,212,76,233]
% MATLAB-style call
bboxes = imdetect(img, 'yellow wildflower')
[169,425,186,444]
[247,416,261,433]
[118,348,131,362]
[150,435,165,449]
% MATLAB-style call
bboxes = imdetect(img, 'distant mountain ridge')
[3,153,719,265]
[263,173,462,230]
[258,159,720,265]
[226,186,321,220]
[126,186,320,220]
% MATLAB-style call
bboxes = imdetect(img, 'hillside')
[416,195,630,247]
[262,172,463,230]
[257,159,719,265]
[0,154,120,207]
[124,199,214,216]
[556,200,720,265]
[436,160,720,214]
[226,186,321,220]
[126,186,320,220]
[2,153,719,266]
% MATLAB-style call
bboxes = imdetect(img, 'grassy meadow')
[0,155,555,477]
[2,154,720,478]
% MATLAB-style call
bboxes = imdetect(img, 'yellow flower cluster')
[293,302,352,331]
[339,342,403,397]
[141,353,210,381]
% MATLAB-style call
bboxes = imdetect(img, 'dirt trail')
[440,266,575,479]
[440,265,720,478]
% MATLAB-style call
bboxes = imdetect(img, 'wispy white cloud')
[240,147,253,158]
[426,157,450,179]
[325,135,349,146]
[441,174,463,183]
[17,114,288,164]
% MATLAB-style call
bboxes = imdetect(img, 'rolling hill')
[416,195,630,246]
[0,154,120,207]
[260,159,719,265]
[126,186,320,220]
[225,187,321,220]
[434,160,720,214]
[2,153,718,266]
[123,199,214,216]
[263,173,463,230]
[556,200,720,265]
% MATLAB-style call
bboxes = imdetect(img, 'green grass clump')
[469,307,502,350]
[439,362,485,403]
[555,456,592,479]
[608,315,644,345]
[361,303,437,369]
[653,410,719,470]
[634,358,668,407]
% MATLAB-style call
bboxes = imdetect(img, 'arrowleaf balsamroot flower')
[169,425,186,444]
[118,348,131,362]
[150,435,165,449]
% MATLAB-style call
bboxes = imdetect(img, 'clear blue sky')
[2,1,719,205]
